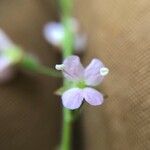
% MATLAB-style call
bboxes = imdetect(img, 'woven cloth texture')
[0,1,61,150]
[75,0,150,150]
[0,0,150,150]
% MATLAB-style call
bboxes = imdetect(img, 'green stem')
[61,108,73,150]
[59,0,74,149]
[34,65,62,78]
[20,54,61,78]
[3,47,61,78]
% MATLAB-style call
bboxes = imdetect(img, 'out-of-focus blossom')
[55,55,109,110]
[0,29,23,83]
[0,29,14,51]
[0,56,14,83]
[43,18,87,53]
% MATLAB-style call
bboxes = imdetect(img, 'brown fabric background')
[0,0,150,150]
[0,1,61,150]
[75,0,150,150]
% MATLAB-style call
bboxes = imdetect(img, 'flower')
[0,29,23,83]
[43,18,87,53]
[0,56,15,83]
[0,29,14,51]
[0,29,15,82]
[55,55,109,110]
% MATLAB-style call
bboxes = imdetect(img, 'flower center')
[75,80,86,89]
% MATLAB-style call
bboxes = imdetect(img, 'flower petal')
[63,55,84,80]
[43,22,64,46]
[84,58,105,86]
[0,57,14,82]
[62,88,83,110]
[83,87,103,106]
[0,57,11,71]
[0,29,15,51]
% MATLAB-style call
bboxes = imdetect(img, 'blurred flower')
[56,55,109,110]
[0,29,23,83]
[43,18,87,53]
[0,56,14,83]
[0,29,14,50]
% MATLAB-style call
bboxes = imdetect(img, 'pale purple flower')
[0,29,17,82]
[0,57,14,83]
[43,18,87,53]
[44,22,64,47]
[0,29,14,51]
[56,55,109,110]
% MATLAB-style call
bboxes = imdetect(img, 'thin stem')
[20,54,61,78]
[59,0,74,149]
[35,65,62,78]
[61,108,73,150]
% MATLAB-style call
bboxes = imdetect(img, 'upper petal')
[63,55,84,80]
[83,87,104,106]
[84,58,105,86]
[62,88,83,110]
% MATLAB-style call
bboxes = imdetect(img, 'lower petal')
[83,88,104,106]
[62,88,83,110]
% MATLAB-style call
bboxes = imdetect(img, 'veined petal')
[62,88,83,110]
[83,88,103,106]
[84,58,104,86]
[63,55,84,80]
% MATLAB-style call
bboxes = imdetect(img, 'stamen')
[100,67,109,76]
[55,64,74,78]
[55,64,65,70]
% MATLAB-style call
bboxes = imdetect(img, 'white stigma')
[100,67,109,76]
[55,64,65,71]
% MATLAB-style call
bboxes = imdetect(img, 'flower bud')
[43,18,87,53]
